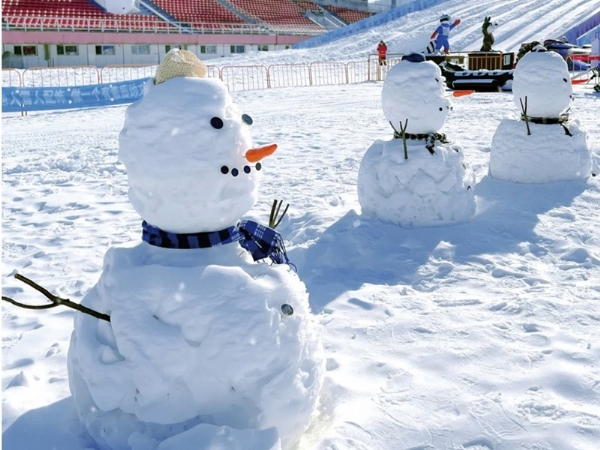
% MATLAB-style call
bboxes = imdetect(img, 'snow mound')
[68,243,324,450]
[358,138,476,227]
[382,59,450,134]
[119,77,258,234]
[489,118,591,183]
[512,50,573,118]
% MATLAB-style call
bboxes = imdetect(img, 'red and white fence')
[2,59,379,92]
[0,54,410,93]
[2,53,595,95]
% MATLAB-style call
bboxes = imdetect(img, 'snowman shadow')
[290,176,588,311]
[2,397,89,450]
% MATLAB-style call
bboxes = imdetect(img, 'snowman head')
[512,48,572,118]
[119,50,275,233]
[381,55,450,134]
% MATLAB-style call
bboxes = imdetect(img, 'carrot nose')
[245,144,277,162]
[453,89,476,97]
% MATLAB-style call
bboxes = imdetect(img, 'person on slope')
[430,14,461,54]
[377,40,388,66]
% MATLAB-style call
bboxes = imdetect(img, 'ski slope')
[220,0,600,64]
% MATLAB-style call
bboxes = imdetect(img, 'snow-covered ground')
[3,1,600,449]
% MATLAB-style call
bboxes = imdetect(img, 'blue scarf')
[142,220,292,266]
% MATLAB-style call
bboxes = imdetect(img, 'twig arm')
[2,296,56,310]
[2,273,111,322]
[399,119,409,160]
[520,96,531,136]
[269,199,289,229]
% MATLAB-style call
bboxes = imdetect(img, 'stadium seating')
[294,1,323,14]
[2,0,174,31]
[322,5,372,24]
[226,0,322,32]
[1,0,331,33]
[149,0,245,25]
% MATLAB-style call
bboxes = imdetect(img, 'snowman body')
[358,57,475,227]
[490,49,591,183]
[68,244,322,450]
[67,51,324,450]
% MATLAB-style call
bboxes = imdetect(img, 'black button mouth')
[220,164,262,176]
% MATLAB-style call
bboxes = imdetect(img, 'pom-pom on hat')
[154,49,208,84]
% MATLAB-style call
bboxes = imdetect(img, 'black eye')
[211,117,224,129]
[242,114,253,125]
[563,78,568,82]
[439,107,443,111]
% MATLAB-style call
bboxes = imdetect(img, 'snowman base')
[358,138,476,227]
[156,423,281,450]
[489,118,591,183]
[68,243,324,450]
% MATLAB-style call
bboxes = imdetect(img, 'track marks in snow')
[470,397,527,438]
[434,298,482,308]
[462,437,495,449]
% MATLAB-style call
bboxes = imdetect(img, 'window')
[230,45,245,54]
[258,45,269,52]
[57,45,79,56]
[13,45,38,56]
[200,45,217,54]
[164,45,187,52]
[96,45,115,56]
[131,45,150,55]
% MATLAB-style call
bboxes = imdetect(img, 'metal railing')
[6,52,592,98]
[20,66,101,87]
[2,60,372,91]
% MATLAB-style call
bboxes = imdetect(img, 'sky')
[3,0,600,449]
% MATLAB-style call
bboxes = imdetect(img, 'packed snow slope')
[3,82,600,450]
[218,0,600,65]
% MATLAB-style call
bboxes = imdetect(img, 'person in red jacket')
[377,40,388,66]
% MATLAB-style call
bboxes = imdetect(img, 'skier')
[377,40,388,66]
[430,14,461,54]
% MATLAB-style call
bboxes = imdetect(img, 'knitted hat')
[154,49,207,85]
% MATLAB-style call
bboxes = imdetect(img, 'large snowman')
[67,50,324,450]
[358,53,475,227]
[489,45,591,183]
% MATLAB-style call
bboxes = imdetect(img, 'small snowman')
[67,50,324,450]
[489,45,591,183]
[358,53,475,227]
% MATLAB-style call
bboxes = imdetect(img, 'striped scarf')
[521,112,572,136]
[393,131,449,154]
[142,220,292,266]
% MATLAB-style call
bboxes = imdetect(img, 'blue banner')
[2,78,152,113]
